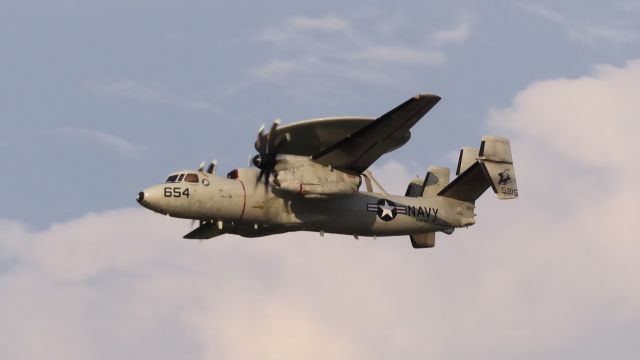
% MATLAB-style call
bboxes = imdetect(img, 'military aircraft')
[137,94,518,248]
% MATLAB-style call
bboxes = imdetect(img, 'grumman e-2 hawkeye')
[137,94,518,248]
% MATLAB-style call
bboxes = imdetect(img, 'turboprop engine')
[273,155,361,197]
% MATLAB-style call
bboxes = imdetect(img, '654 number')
[164,187,190,198]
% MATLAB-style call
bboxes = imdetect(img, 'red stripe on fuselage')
[237,179,247,222]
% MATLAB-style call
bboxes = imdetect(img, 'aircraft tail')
[438,136,518,203]
[405,166,450,197]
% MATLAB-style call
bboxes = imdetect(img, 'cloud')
[431,15,474,45]
[489,60,640,168]
[2,60,640,358]
[518,3,567,23]
[617,0,640,11]
[337,45,446,66]
[256,14,350,43]
[251,13,471,88]
[87,79,218,113]
[518,2,639,45]
[56,127,139,156]
[569,25,639,45]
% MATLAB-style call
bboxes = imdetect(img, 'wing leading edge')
[311,94,441,173]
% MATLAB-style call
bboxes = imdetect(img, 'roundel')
[376,199,398,221]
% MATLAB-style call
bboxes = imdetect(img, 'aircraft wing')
[311,94,441,173]
[183,222,226,239]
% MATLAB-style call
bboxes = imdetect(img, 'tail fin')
[438,136,518,203]
[405,166,450,197]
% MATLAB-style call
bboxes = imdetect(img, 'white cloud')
[3,60,640,358]
[431,15,474,45]
[252,13,468,87]
[289,14,350,32]
[338,45,446,66]
[87,79,218,113]
[490,60,640,168]
[257,14,350,43]
[618,0,640,11]
[569,25,639,45]
[56,127,138,156]
[518,2,639,45]
[518,3,567,24]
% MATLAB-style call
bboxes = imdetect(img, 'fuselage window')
[177,173,185,182]
[184,173,199,183]
[165,174,179,183]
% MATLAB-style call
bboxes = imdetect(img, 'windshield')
[184,173,199,183]
[165,174,179,183]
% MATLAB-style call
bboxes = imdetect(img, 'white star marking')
[379,200,395,219]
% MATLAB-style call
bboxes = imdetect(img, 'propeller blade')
[206,160,217,174]
[273,133,290,152]
[256,123,266,150]
[253,119,286,190]
[198,161,206,172]
[266,119,280,153]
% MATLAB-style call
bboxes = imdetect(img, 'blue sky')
[1,1,639,359]
[2,0,638,226]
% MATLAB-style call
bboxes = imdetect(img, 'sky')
[1,0,639,359]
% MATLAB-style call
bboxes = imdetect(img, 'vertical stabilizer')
[479,136,518,199]
[438,136,518,203]
[404,166,450,197]
[422,166,450,197]
[456,147,479,175]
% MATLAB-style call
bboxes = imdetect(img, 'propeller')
[252,119,290,188]
[206,160,217,174]
[197,160,217,174]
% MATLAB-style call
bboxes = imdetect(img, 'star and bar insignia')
[366,199,407,221]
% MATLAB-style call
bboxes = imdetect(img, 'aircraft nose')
[136,189,154,210]
[136,187,166,214]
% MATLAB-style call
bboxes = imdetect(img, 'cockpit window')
[165,174,179,183]
[227,169,239,179]
[177,173,185,182]
[184,173,199,183]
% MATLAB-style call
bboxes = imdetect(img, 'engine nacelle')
[273,156,361,197]
[275,179,360,196]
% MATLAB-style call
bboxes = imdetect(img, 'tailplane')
[438,136,518,203]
